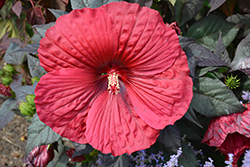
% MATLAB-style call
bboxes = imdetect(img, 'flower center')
[107,72,120,95]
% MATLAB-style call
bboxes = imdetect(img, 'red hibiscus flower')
[202,103,250,167]
[35,1,193,156]
[24,144,54,167]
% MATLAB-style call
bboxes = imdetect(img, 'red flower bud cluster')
[24,145,54,167]
[0,83,12,96]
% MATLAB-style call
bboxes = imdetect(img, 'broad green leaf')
[26,114,62,155]
[48,9,69,19]
[70,0,120,9]
[47,140,69,167]
[175,0,204,26]
[214,33,231,65]
[192,77,246,117]
[186,15,240,50]
[157,125,181,153]
[230,34,250,76]
[207,0,226,15]
[178,142,199,167]
[227,14,250,38]
[27,54,46,78]
[4,41,26,65]
[0,98,17,130]
[33,22,55,38]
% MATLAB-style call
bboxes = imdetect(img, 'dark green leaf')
[101,154,129,167]
[186,15,240,50]
[192,77,246,117]
[0,0,14,19]
[48,9,69,19]
[175,0,204,26]
[207,0,226,15]
[185,42,227,67]
[113,154,130,167]
[73,142,94,153]
[12,82,37,103]
[157,125,181,153]
[214,33,231,65]
[176,118,205,141]
[180,36,227,76]
[26,114,62,154]
[10,74,22,91]
[196,66,218,77]
[230,34,250,77]
[179,36,195,48]
[27,54,46,78]
[128,0,153,7]
[14,41,40,55]
[47,140,69,167]
[226,14,250,38]
[70,0,120,9]
[184,107,202,128]
[4,42,26,65]
[0,98,17,130]
[178,142,199,167]
[33,22,55,38]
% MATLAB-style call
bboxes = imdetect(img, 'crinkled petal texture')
[35,1,193,156]
[202,103,250,164]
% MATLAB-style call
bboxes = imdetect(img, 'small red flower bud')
[66,148,86,162]
[0,83,12,96]
[24,144,54,167]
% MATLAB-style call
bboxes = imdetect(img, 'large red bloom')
[202,103,250,167]
[35,1,193,156]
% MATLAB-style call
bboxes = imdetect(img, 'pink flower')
[35,1,193,156]
[202,103,250,167]
[24,145,54,167]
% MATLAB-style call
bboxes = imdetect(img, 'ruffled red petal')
[220,132,250,165]
[102,2,180,75]
[35,68,106,143]
[124,49,192,129]
[202,103,250,147]
[202,103,250,163]
[85,91,160,156]
[38,7,118,72]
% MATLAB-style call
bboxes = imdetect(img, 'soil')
[0,96,30,167]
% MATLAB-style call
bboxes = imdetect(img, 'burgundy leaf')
[27,7,46,25]
[12,0,22,18]
[239,0,250,14]
[0,0,6,10]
